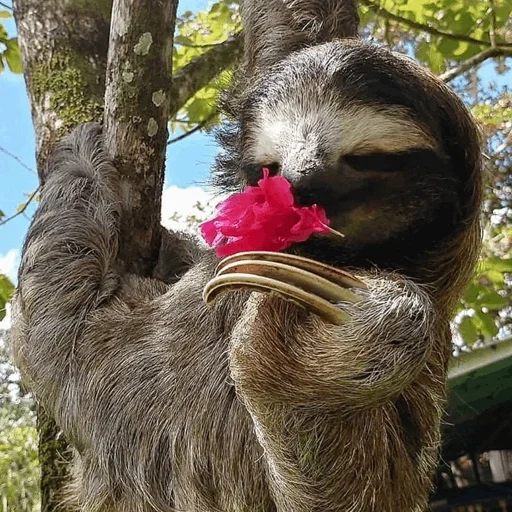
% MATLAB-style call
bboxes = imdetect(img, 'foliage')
[171,1,240,132]
[0,11,22,74]
[0,274,13,321]
[360,0,512,72]
[0,333,39,512]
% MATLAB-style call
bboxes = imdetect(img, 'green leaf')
[0,274,14,321]
[478,258,512,273]
[415,41,446,73]
[437,38,461,57]
[477,290,508,310]
[4,38,22,73]
[472,310,499,339]
[0,11,11,19]
[485,270,506,286]
[16,200,28,213]
[458,316,479,347]
[451,41,469,57]
[462,282,481,303]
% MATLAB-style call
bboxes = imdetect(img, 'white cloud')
[0,249,19,283]
[161,185,224,236]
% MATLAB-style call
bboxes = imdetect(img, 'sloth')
[12,0,482,511]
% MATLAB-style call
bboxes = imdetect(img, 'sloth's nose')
[280,144,324,186]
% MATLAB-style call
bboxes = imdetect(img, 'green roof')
[448,336,512,424]
[443,336,512,460]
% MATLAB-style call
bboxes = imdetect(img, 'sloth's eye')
[343,149,436,173]
[343,152,408,173]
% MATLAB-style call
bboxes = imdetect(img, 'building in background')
[431,337,512,511]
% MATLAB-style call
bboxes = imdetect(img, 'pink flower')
[200,168,332,257]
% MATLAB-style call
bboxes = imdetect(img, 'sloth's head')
[214,1,482,307]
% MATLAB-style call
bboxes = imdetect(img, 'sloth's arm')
[229,278,440,511]
[11,124,211,509]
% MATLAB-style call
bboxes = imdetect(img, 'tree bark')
[13,0,112,181]
[104,0,179,275]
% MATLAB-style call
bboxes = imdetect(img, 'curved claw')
[203,272,350,325]
[216,260,362,304]
[216,251,367,290]
[203,251,366,325]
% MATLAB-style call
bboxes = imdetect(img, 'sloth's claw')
[203,252,367,325]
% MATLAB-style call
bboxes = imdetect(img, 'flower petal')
[258,174,295,208]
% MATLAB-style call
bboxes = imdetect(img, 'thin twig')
[177,40,228,48]
[361,0,512,49]
[384,19,392,47]
[0,1,12,10]
[173,117,211,125]
[167,112,216,145]
[439,47,505,83]
[0,145,35,174]
[0,187,39,226]
[488,0,497,48]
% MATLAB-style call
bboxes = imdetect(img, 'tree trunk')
[104,0,178,275]
[13,0,112,179]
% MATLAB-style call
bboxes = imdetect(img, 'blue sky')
[0,0,511,282]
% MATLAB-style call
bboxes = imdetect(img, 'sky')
[0,0,511,287]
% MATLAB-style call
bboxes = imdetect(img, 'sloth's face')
[238,41,475,262]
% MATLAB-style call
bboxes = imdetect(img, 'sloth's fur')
[12,0,482,511]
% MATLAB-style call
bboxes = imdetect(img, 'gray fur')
[241,0,359,74]
[12,1,483,511]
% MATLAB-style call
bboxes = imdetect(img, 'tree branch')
[104,0,178,275]
[0,1,12,10]
[361,0,512,49]
[169,32,243,118]
[0,145,35,173]
[0,187,39,226]
[167,111,217,145]
[439,47,507,83]
[177,40,230,48]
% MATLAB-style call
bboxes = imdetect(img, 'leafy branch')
[167,112,217,145]
[176,40,229,49]
[439,47,507,83]
[170,32,242,118]
[361,0,512,50]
